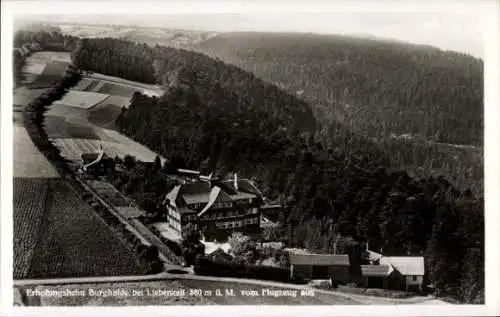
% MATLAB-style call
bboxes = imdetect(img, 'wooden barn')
[289,253,350,282]
[380,256,425,292]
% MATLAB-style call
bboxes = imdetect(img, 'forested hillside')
[67,36,484,303]
[194,33,484,192]
[195,32,483,146]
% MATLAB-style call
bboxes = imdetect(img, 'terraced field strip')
[72,78,100,91]
[87,98,127,129]
[102,128,167,164]
[28,179,146,278]
[13,178,51,279]
[89,73,161,91]
[13,87,48,107]
[95,81,139,98]
[53,90,110,109]
[31,51,72,63]
[13,125,60,178]
[30,51,72,63]
[40,60,70,77]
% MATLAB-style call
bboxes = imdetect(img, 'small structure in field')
[379,256,425,292]
[289,253,350,283]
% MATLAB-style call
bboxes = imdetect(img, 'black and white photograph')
[1,0,499,316]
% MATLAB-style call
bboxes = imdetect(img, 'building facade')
[162,174,264,239]
[379,256,425,292]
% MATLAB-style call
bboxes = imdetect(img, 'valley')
[10,23,484,306]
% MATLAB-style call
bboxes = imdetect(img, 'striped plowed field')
[27,179,146,278]
[13,178,51,279]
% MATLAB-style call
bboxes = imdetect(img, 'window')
[412,276,417,281]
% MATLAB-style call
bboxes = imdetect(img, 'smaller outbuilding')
[380,256,425,292]
[289,253,350,282]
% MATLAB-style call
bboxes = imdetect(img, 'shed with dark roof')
[289,253,350,282]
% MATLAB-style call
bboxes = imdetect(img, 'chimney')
[366,241,369,251]
[234,173,238,190]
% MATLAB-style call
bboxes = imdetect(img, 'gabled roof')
[379,256,425,276]
[361,265,393,277]
[164,182,212,207]
[221,179,263,196]
[365,250,382,262]
[164,185,181,207]
[197,186,233,217]
[229,192,257,201]
[290,254,350,266]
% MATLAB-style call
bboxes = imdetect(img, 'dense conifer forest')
[18,31,484,303]
[195,33,484,192]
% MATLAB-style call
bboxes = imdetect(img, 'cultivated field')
[51,137,163,163]
[13,125,60,178]
[101,128,167,163]
[95,82,139,98]
[13,87,48,107]
[27,180,146,278]
[13,178,51,279]
[87,95,130,129]
[72,78,100,91]
[53,90,110,109]
[89,73,163,96]
[21,52,71,88]
[30,51,72,63]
